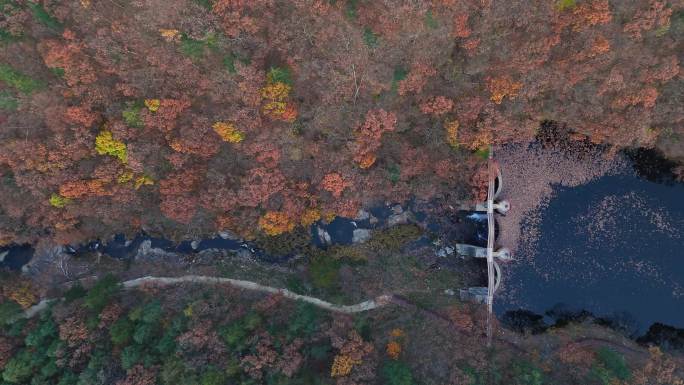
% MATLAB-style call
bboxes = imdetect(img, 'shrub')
[63,283,86,303]
[387,164,400,185]
[110,317,134,345]
[345,0,358,20]
[392,66,408,92]
[382,360,414,385]
[84,274,120,313]
[220,311,261,351]
[308,254,340,290]
[223,52,249,74]
[0,300,22,326]
[27,2,62,30]
[363,27,379,48]
[367,225,422,252]
[193,0,212,10]
[475,146,490,159]
[267,66,293,86]
[287,302,320,340]
[122,103,143,128]
[0,28,21,44]
[120,344,142,370]
[424,11,438,29]
[200,367,227,385]
[180,34,205,58]
[1,349,34,383]
[590,347,631,383]
[0,91,18,110]
[511,360,544,385]
[556,0,576,11]
[0,64,42,94]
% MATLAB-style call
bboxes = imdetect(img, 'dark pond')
[496,171,684,335]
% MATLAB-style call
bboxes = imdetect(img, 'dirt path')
[22,274,393,318]
[122,275,392,313]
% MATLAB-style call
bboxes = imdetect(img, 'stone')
[317,226,332,246]
[355,209,370,221]
[0,250,7,263]
[218,230,239,240]
[191,240,200,250]
[444,289,456,296]
[352,228,371,244]
[387,211,409,227]
[391,205,403,214]
[435,246,455,258]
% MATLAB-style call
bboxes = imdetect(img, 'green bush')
[180,34,206,58]
[110,317,134,345]
[0,28,21,44]
[27,2,62,30]
[220,311,262,351]
[367,224,422,252]
[424,11,438,29]
[122,103,143,128]
[391,66,408,92]
[200,367,227,385]
[556,0,576,11]
[267,66,293,86]
[387,164,400,185]
[511,360,544,385]
[363,27,379,48]
[84,274,120,313]
[120,344,143,370]
[24,316,57,348]
[382,360,414,385]
[254,228,311,257]
[0,64,42,94]
[287,302,320,340]
[1,349,34,383]
[160,357,188,385]
[589,347,631,384]
[308,254,340,290]
[0,300,22,326]
[155,316,186,356]
[0,90,18,110]
[193,0,212,10]
[475,147,490,159]
[345,0,358,20]
[63,283,87,303]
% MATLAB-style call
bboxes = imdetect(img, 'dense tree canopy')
[0,0,681,245]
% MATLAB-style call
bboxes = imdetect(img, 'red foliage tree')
[320,173,349,198]
[398,63,436,96]
[419,96,454,116]
[237,166,286,208]
[353,109,397,169]
[40,36,97,87]
[143,99,191,132]
[160,194,198,224]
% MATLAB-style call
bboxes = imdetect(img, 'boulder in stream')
[352,229,371,244]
